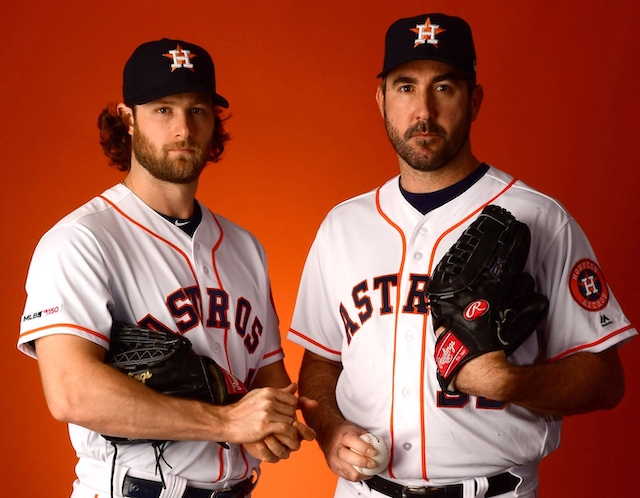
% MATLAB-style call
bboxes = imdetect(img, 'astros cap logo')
[123,38,229,107]
[377,14,476,78]
[163,44,196,72]
[411,18,446,48]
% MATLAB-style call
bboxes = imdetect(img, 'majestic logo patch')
[411,18,446,48]
[163,44,196,72]
[463,299,490,320]
[600,314,613,327]
[569,258,609,311]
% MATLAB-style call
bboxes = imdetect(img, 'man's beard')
[385,109,472,173]
[131,125,211,184]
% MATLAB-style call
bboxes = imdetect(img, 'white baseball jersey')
[18,184,283,493]
[288,166,636,493]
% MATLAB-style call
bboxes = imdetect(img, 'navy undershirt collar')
[400,163,490,215]
[158,201,202,237]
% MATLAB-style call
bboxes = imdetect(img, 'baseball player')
[288,13,637,498]
[18,38,315,498]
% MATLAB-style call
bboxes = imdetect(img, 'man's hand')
[219,383,302,444]
[318,421,379,481]
[298,351,385,479]
[243,384,317,462]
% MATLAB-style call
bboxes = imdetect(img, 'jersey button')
[419,227,428,235]
[194,242,201,250]
[414,252,423,260]
[213,344,221,353]
[406,332,415,341]
[203,266,210,274]
[402,388,412,397]
[403,443,412,451]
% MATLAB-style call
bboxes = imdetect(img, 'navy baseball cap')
[123,38,229,108]
[378,14,476,78]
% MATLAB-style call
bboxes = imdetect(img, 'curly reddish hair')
[98,103,230,171]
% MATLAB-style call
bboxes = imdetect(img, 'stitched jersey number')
[437,391,507,410]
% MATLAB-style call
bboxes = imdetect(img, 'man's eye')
[191,108,204,114]
[435,84,449,92]
[399,85,412,93]
[157,107,169,114]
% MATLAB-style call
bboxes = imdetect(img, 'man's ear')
[116,103,135,135]
[375,85,386,119]
[470,84,484,122]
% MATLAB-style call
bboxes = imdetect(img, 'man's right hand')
[219,383,303,444]
[320,422,379,481]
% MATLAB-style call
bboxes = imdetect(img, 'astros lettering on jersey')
[288,166,636,492]
[18,184,283,487]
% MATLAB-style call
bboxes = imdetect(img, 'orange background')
[2,1,639,496]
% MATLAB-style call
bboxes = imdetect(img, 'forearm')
[298,350,381,480]
[250,360,291,389]
[298,351,347,447]
[36,334,300,444]
[456,348,625,416]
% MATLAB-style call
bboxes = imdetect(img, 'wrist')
[454,351,515,401]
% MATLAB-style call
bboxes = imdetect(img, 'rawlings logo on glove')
[427,205,549,394]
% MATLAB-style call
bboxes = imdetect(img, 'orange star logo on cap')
[411,17,446,48]
[162,44,197,72]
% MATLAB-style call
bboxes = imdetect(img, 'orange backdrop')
[2,1,639,496]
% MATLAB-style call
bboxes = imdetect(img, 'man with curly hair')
[18,38,315,498]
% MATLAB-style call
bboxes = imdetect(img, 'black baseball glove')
[102,321,247,444]
[427,205,549,394]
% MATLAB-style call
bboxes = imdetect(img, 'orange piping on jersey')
[209,212,285,368]
[547,325,635,362]
[375,187,407,479]
[99,196,202,312]
[100,196,241,482]
[419,313,429,479]
[426,178,518,274]
[217,444,225,481]
[288,327,342,356]
[238,445,251,480]
[411,178,516,479]
[207,213,235,378]
[210,212,225,254]
[263,348,284,360]
[19,323,109,343]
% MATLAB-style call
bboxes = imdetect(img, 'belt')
[123,476,253,498]
[365,473,521,498]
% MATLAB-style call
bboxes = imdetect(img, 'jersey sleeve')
[18,223,114,357]
[288,223,345,362]
[535,216,636,361]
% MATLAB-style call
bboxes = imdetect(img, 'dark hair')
[98,103,230,171]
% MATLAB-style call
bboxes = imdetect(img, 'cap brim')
[128,83,229,108]
[377,56,474,79]
[214,94,229,108]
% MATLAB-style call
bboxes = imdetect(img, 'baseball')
[351,433,390,475]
